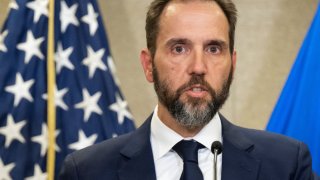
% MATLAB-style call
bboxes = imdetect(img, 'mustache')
[175,75,216,97]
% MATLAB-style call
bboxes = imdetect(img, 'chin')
[184,96,212,107]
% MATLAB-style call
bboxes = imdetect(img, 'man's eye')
[208,46,221,54]
[172,45,186,54]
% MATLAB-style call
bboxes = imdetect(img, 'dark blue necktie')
[173,140,205,180]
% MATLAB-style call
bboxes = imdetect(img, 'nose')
[187,49,207,75]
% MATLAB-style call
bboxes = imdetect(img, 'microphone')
[211,141,222,180]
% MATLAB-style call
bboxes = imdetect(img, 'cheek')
[157,60,183,80]
[207,64,232,89]
[162,68,187,92]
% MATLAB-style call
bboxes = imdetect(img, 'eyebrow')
[205,40,228,49]
[165,38,192,48]
[165,38,228,49]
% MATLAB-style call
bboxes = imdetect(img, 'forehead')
[158,0,229,43]
[163,0,224,16]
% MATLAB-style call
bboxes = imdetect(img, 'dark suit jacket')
[59,114,316,180]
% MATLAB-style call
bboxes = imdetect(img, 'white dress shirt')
[150,106,222,180]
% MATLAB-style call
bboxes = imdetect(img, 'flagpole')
[47,0,56,178]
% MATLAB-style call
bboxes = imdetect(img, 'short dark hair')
[145,0,237,57]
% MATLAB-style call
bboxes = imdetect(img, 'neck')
[157,103,204,138]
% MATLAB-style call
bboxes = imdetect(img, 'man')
[59,0,316,179]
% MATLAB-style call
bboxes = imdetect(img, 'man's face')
[142,1,236,129]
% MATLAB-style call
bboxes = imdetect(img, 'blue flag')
[266,3,320,175]
[0,0,135,179]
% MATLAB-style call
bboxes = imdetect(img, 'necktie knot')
[173,140,205,180]
[173,140,204,163]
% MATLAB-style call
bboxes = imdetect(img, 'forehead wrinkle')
[159,1,229,33]
[157,0,230,52]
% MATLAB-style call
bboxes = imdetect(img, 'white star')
[25,164,47,180]
[81,3,99,36]
[109,93,133,124]
[68,130,97,151]
[107,56,120,86]
[17,31,44,64]
[42,86,69,110]
[83,46,107,78]
[9,0,19,10]
[0,115,26,148]
[74,89,102,122]
[55,42,74,74]
[60,1,79,33]
[26,0,49,23]
[0,159,15,180]
[31,124,60,157]
[5,73,35,107]
[0,30,8,52]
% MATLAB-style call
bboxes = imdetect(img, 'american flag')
[0,0,135,179]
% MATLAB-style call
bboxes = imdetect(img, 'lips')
[186,84,208,92]
[184,84,208,97]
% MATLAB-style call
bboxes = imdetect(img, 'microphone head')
[211,141,223,155]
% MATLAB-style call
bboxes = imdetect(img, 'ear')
[231,50,237,72]
[140,48,154,83]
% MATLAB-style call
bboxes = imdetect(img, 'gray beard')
[153,65,233,130]
[168,98,215,129]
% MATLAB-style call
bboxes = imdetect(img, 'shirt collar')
[150,105,222,161]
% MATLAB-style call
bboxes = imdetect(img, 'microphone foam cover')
[211,141,223,155]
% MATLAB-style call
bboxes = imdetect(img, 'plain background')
[0,0,318,129]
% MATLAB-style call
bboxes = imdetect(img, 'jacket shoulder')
[74,131,133,161]
[237,125,304,152]
[220,115,305,153]
[222,118,314,179]
[59,117,153,179]
[59,132,134,179]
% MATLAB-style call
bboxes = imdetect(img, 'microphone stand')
[213,148,219,180]
[211,141,222,180]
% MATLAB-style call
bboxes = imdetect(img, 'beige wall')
[0,0,318,129]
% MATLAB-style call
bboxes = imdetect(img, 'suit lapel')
[220,115,261,180]
[118,116,157,180]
